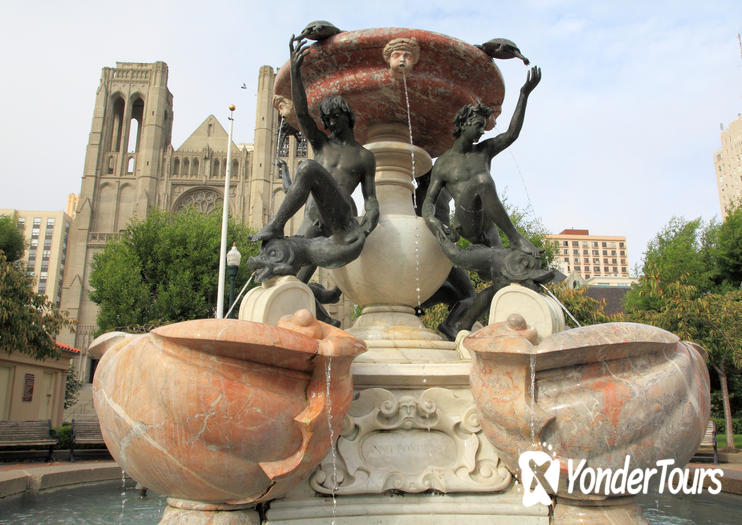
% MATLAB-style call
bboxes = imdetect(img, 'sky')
[1,0,740,272]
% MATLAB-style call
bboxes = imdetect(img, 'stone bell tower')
[60,62,173,352]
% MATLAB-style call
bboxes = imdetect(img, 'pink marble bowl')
[92,310,366,506]
[274,27,505,157]
[464,318,711,499]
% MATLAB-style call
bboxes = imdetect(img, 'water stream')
[401,72,422,310]
[325,356,337,524]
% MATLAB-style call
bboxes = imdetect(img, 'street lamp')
[216,104,236,318]
[226,243,242,318]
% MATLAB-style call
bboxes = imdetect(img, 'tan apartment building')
[58,62,354,390]
[714,114,742,216]
[545,229,631,284]
[0,209,72,307]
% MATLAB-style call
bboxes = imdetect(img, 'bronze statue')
[249,32,379,326]
[420,66,555,338]
[476,38,530,65]
[423,66,541,257]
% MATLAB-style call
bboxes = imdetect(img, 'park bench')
[0,419,57,462]
[692,419,719,464]
[70,417,108,461]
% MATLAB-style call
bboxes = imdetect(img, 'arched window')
[232,160,239,177]
[213,159,220,179]
[110,96,125,152]
[191,158,199,178]
[172,158,180,176]
[127,97,144,153]
[183,158,190,178]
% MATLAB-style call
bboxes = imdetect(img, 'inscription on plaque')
[361,430,455,473]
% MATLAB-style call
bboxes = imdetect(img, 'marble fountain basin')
[464,315,710,499]
[91,309,366,507]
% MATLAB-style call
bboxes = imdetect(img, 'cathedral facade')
[60,61,354,382]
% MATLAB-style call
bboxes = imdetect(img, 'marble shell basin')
[92,310,366,505]
[274,28,505,157]
[464,317,710,498]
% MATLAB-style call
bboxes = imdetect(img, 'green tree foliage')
[0,251,74,359]
[89,209,259,334]
[64,366,82,409]
[624,217,715,313]
[0,215,25,263]
[544,282,613,328]
[712,205,742,290]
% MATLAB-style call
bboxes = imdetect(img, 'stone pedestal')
[329,123,453,360]
[161,500,260,525]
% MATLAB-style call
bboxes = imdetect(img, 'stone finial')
[383,37,420,78]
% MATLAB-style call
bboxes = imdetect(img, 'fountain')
[89,25,710,525]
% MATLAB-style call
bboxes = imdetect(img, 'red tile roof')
[55,341,81,354]
[559,229,589,235]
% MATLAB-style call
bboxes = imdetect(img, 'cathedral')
[59,61,354,383]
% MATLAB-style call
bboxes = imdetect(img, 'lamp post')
[226,243,242,318]
[216,104,236,318]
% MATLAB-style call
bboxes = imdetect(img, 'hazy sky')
[1,1,740,271]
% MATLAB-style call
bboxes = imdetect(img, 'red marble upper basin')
[274,28,505,157]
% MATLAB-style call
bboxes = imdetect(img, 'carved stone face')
[383,38,420,78]
[389,49,414,72]
[272,95,295,118]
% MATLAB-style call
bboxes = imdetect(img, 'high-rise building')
[544,229,631,284]
[59,62,354,385]
[0,209,72,307]
[714,114,742,216]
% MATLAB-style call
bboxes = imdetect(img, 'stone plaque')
[309,387,512,494]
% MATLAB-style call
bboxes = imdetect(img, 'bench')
[70,417,108,462]
[0,419,57,462]
[693,419,719,463]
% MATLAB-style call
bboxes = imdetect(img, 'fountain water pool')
[2,483,742,524]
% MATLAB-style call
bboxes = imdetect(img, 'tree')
[89,209,259,334]
[0,251,74,359]
[0,214,24,263]
[544,282,613,328]
[624,217,715,313]
[713,204,742,289]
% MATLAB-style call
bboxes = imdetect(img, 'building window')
[621,267,627,273]
[604,267,610,272]
[278,134,290,157]
[575,266,581,271]
[296,133,308,157]
[573,249,579,255]
[593,266,600,273]
[17,217,25,229]
[46,218,55,228]
[582,249,588,255]
[592,250,599,255]
[562,241,568,247]
[602,242,607,247]
[572,241,579,247]
[611,250,616,256]
[613,267,618,273]
[33,217,41,227]
[592,241,598,247]
[620,250,625,256]
[31,227,40,239]
[619,242,625,248]
[602,250,608,255]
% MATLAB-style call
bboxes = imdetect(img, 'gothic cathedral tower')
[61,62,173,350]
